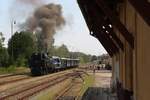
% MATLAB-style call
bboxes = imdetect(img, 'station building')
[77,0,150,100]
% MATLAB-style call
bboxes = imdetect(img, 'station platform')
[82,70,117,100]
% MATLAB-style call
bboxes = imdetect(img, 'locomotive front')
[29,53,53,75]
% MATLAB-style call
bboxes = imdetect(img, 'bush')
[0,48,9,67]
[0,65,16,74]
[15,55,27,67]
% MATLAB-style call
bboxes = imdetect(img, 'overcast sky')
[0,0,107,55]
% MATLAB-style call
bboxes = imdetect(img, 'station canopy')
[77,0,149,56]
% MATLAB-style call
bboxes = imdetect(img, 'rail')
[0,72,76,99]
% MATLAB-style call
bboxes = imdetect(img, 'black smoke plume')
[24,3,65,52]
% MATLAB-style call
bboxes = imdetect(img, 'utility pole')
[11,19,16,59]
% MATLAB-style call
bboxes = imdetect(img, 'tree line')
[0,31,99,67]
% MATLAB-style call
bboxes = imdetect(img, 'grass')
[79,74,94,97]
[0,66,29,74]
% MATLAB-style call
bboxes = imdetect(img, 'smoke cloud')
[24,3,65,52]
[11,1,65,52]
[10,0,45,21]
[15,0,44,6]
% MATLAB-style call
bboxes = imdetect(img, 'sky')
[0,0,107,56]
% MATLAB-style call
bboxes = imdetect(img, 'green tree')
[0,32,4,48]
[8,31,36,66]
[0,32,9,67]
[69,52,91,64]
[48,46,55,57]
[54,44,69,57]
[91,55,97,62]
[0,47,9,67]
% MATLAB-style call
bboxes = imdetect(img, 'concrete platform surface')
[82,70,117,100]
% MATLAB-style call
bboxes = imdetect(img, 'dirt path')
[93,70,112,88]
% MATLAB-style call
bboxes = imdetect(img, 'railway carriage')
[61,58,68,69]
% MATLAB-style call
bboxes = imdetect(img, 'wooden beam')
[77,0,92,31]
[92,25,119,54]
[85,1,124,51]
[104,24,124,51]
[128,0,150,26]
[77,0,114,56]
[92,33,114,56]
[95,0,134,48]
[81,0,120,54]
[93,24,120,54]
[90,2,124,51]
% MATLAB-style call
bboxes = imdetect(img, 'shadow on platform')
[81,87,117,100]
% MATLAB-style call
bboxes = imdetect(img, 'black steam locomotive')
[28,53,80,76]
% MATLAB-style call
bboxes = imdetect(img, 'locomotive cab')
[29,53,53,75]
[52,56,61,70]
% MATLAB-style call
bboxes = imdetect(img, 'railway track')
[0,73,31,86]
[0,71,79,100]
[55,81,75,100]
[0,69,77,86]
[0,76,31,86]
[0,72,30,79]
[55,71,85,100]
[0,74,16,78]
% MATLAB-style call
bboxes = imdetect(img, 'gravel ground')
[0,69,75,97]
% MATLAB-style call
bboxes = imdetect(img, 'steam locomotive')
[28,53,80,76]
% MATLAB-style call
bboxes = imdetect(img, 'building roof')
[77,0,137,56]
